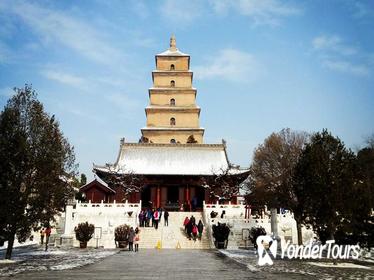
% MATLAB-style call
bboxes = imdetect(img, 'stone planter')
[79,241,87,249]
[118,241,128,248]
[215,240,227,249]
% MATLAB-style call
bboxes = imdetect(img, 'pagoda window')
[170,139,176,144]
[170,80,175,87]
[170,64,175,70]
[170,98,175,106]
[170,117,176,126]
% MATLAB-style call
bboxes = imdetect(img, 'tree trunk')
[5,233,15,259]
[297,222,303,245]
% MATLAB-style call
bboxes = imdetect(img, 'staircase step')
[136,211,210,249]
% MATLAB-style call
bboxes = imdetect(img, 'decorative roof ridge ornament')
[170,34,177,51]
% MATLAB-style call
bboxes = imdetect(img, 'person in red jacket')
[44,226,52,251]
[183,217,190,233]
[192,224,198,241]
[153,210,160,230]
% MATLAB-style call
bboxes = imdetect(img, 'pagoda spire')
[170,34,177,51]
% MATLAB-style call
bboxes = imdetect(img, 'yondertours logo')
[257,236,278,266]
[256,237,360,266]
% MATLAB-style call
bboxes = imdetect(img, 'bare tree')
[203,167,249,202]
[248,128,308,244]
[95,166,145,199]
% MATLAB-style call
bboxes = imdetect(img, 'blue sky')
[0,0,373,180]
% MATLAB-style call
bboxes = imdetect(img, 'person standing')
[164,210,169,226]
[134,227,140,252]
[190,215,195,226]
[153,209,160,230]
[186,220,193,240]
[40,228,45,245]
[44,226,51,251]
[183,216,189,233]
[150,208,155,227]
[192,224,198,241]
[138,210,144,227]
[197,220,204,240]
[128,227,135,251]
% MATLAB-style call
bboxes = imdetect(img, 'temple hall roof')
[93,142,249,176]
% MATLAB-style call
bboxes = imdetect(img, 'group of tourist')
[138,208,169,229]
[183,216,204,241]
[127,227,140,252]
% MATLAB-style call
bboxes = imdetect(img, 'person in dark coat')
[128,227,135,251]
[164,210,169,226]
[139,210,144,227]
[190,215,196,226]
[197,220,204,240]
[186,220,193,240]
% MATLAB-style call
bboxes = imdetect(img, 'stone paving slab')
[0,249,307,280]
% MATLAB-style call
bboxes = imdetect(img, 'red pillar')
[156,186,161,208]
[186,186,191,211]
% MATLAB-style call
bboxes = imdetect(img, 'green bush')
[74,222,95,243]
[115,224,130,241]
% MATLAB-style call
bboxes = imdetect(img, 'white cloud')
[2,1,124,66]
[42,70,88,89]
[322,60,369,77]
[61,106,105,124]
[105,92,140,110]
[210,0,301,26]
[194,49,261,82]
[312,34,371,77]
[160,0,203,24]
[312,35,357,56]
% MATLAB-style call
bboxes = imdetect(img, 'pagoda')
[141,35,204,144]
[92,36,249,210]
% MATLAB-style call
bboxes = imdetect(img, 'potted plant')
[212,222,230,249]
[74,222,95,248]
[115,224,130,248]
[248,226,266,250]
[210,211,218,218]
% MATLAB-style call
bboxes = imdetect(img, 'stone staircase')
[138,212,211,249]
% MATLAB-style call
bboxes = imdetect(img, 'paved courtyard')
[1,247,373,279]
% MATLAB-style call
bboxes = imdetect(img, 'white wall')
[63,200,141,249]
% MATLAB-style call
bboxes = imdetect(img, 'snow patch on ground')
[17,250,67,256]
[0,259,17,264]
[0,246,118,276]
[308,262,371,270]
[219,249,252,259]
[218,248,374,278]
[0,239,38,250]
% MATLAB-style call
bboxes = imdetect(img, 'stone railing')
[203,201,246,219]
[76,200,141,214]
[203,202,299,248]
[60,200,142,248]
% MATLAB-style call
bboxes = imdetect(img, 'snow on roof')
[148,87,197,91]
[80,177,116,193]
[140,127,205,131]
[157,49,189,56]
[94,143,249,176]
